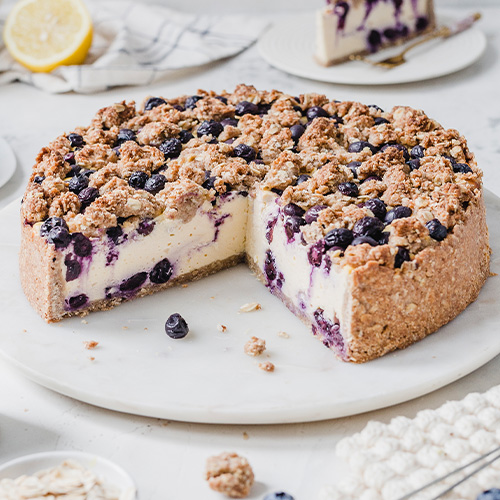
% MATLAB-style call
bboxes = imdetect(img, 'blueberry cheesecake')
[316,0,436,66]
[20,84,489,363]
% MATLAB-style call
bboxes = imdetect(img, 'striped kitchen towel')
[0,0,268,93]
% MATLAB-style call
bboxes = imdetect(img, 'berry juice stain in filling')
[313,308,345,356]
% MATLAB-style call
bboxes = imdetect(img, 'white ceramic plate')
[0,137,16,189]
[257,13,487,85]
[1,193,499,425]
[0,450,136,498]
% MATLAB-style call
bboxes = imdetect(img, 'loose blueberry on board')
[144,174,167,195]
[149,258,173,284]
[325,228,354,249]
[306,106,329,121]
[411,145,425,158]
[453,163,473,174]
[185,95,202,109]
[68,174,89,194]
[290,123,305,142]
[159,137,182,158]
[282,203,305,217]
[351,235,378,246]
[296,174,310,185]
[116,128,136,145]
[179,130,194,144]
[144,97,166,110]
[119,272,147,292]
[72,233,92,257]
[353,216,385,238]
[348,141,378,154]
[426,218,448,241]
[263,493,295,500]
[40,216,68,237]
[477,489,500,500]
[78,186,99,207]
[165,313,189,339]
[394,246,410,268]
[364,198,387,220]
[137,218,155,236]
[235,101,259,116]
[67,133,84,148]
[407,158,421,170]
[380,143,410,161]
[128,171,149,190]
[221,117,238,128]
[64,257,81,281]
[385,206,412,224]
[234,144,256,163]
[47,226,71,249]
[68,293,88,309]
[338,181,359,197]
[197,120,224,138]
[304,205,327,224]
[346,160,361,178]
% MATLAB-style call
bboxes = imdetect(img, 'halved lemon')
[3,0,93,73]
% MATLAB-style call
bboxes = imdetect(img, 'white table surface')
[1,4,500,499]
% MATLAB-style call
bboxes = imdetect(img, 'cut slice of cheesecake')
[316,0,436,66]
[20,85,489,362]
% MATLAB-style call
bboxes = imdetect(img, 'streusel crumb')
[83,341,99,350]
[239,302,261,313]
[258,361,275,372]
[244,336,266,356]
[205,452,254,498]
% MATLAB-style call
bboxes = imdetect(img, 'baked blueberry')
[407,159,421,170]
[128,171,149,190]
[215,95,228,104]
[306,106,329,121]
[68,293,88,309]
[40,216,68,237]
[338,181,359,197]
[64,152,75,164]
[234,144,256,162]
[106,226,124,245]
[221,117,238,127]
[185,95,202,109]
[380,143,409,161]
[47,226,71,249]
[67,133,84,148]
[304,205,327,224]
[283,203,305,217]
[120,272,147,292]
[159,137,182,158]
[197,120,223,138]
[325,227,353,249]
[348,141,377,154]
[368,29,382,49]
[235,101,259,116]
[426,218,447,241]
[308,240,325,267]
[137,218,155,236]
[284,216,305,241]
[68,174,89,194]
[144,174,167,194]
[416,16,429,31]
[116,128,136,145]
[346,161,361,178]
[179,130,194,143]
[374,117,390,125]
[149,258,173,284]
[78,186,99,207]
[368,104,384,112]
[351,235,378,246]
[165,313,189,339]
[72,233,92,257]
[365,198,387,220]
[353,216,384,238]
[33,175,45,184]
[394,247,410,268]
[411,145,425,158]
[385,206,412,223]
[477,489,500,500]
[65,257,81,281]
[453,163,473,174]
[144,97,166,110]
[264,250,277,281]
[264,492,295,500]
[290,124,305,142]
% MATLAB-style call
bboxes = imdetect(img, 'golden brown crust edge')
[345,193,490,363]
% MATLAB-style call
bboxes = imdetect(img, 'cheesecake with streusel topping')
[20,84,489,362]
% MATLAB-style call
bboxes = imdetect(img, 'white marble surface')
[0,3,500,499]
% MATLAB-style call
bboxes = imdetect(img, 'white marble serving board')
[1,192,499,425]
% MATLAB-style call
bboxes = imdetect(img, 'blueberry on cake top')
[20,84,490,363]
[316,0,436,66]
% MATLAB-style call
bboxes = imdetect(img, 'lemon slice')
[3,0,93,73]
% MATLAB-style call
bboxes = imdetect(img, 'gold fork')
[349,12,481,69]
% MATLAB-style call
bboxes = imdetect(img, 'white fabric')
[320,385,500,500]
[0,0,268,93]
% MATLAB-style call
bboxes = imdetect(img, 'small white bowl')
[0,450,136,499]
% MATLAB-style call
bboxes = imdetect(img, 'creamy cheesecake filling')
[59,193,249,310]
[316,0,433,65]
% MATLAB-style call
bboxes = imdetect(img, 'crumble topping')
[22,85,482,269]
[258,361,275,372]
[244,336,266,356]
[205,452,254,498]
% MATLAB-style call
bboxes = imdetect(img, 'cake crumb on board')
[278,331,289,338]
[244,336,266,356]
[83,340,99,350]
[217,324,228,333]
[205,452,254,498]
[238,302,261,313]
[258,361,275,373]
